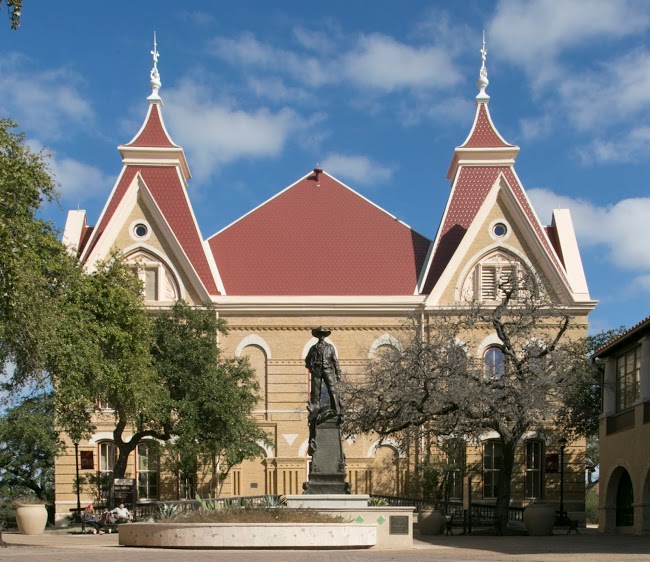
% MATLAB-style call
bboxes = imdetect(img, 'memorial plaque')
[545,453,559,473]
[112,478,136,510]
[80,451,94,470]
[389,515,409,535]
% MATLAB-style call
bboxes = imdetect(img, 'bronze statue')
[305,326,341,415]
[303,327,349,493]
[305,326,343,456]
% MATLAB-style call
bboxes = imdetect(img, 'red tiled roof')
[126,103,177,148]
[208,171,430,295]
[83,166,219,295]
[461,103,513,148]
[422,166,567,293]
[593,315,650,357]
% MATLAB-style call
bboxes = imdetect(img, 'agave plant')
[261,495,284,507]
[195,494,222,512]
[155,503,181,520]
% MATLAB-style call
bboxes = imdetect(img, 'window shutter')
[481,266,497,300]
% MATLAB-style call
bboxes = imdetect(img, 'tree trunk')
[495,439,516,535]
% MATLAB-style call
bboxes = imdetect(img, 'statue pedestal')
[303,416,349,494]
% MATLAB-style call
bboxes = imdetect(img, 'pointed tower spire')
[148,32,162,102]
[476,31,490,103]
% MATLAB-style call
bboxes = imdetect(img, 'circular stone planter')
[118,522,376,549]
[15,504,48,535]
[417,509,446,535]
[523,501,556,536]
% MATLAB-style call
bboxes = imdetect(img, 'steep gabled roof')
[125,101,178,148]
[421,165,570,295]
[208,170,430,296]
[81,166,220,296]
[459,103,514,149]
[420,90,572,297]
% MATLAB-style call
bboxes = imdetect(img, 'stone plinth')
[118,522,376,549]
[285,493,369,509]
[304,416,348,494]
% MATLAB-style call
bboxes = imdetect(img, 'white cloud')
[292,25,340,54]
[0,53,93,140]
[577,126,650,164]
[321,153,394,187]
[558,49,650,132]
[50,157,113,201]
[209,32,329,87]
[528,188,650,275]
[342,34,460,92]
[164,80,308,180]
[25,139,110,202]
[246,76,312,104]
[489,0,650,85]
[631,274,650,292]
[489,1,650,147]
[209,30,462,95]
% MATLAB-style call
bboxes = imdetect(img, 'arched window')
[137,442,159,500]
[525,440,544,499]
[124,249,180,302]
[484,346,506,379]
[460,250,534,303]
[483,440,503,499]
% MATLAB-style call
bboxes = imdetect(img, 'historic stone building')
[55,41,596,524]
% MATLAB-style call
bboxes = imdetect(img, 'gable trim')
[423,172,582,308]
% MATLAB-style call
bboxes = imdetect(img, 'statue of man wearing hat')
[305,326,342,415]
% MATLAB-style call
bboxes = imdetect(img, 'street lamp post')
[558,437,568,524]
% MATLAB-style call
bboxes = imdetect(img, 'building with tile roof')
[55,38,597,527]
[594,316,650,534]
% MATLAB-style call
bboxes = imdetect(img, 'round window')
[493,223,507,237]
[134,224,148,238]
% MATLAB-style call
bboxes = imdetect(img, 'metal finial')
[476,30,490,102]
[148,32,162,101]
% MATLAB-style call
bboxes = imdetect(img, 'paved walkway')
[3,527,650,561]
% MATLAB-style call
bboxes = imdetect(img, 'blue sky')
[1,0,649,334]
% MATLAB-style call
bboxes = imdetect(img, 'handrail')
[369,494,524,525]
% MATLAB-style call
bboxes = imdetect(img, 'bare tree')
[344,267,579,534]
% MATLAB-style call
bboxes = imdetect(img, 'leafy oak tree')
[555,327,627,483]
[0,394,58,502]
[70,257,163,479]
[0,118,78,394]
[344,269,580,534]
[1,0,21,29]
[62,283,266,489]
[152,301,266,497]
